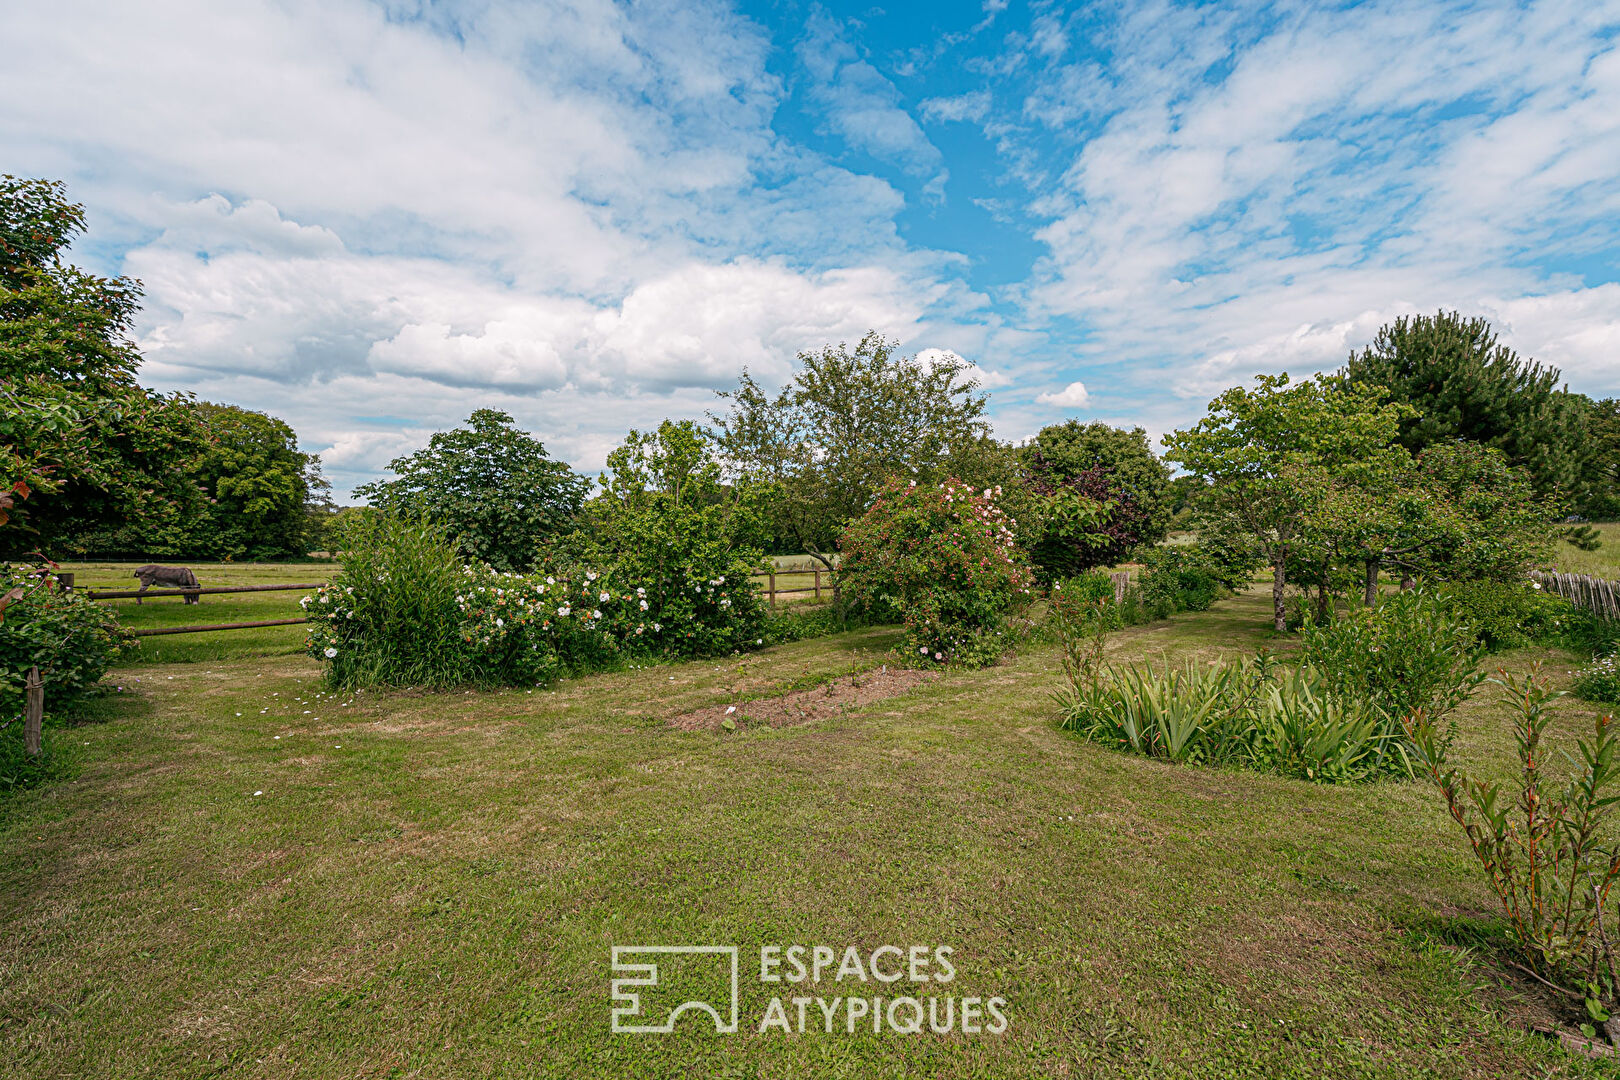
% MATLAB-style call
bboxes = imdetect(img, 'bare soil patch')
[670,667,937,731]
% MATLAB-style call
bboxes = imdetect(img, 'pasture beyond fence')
[1531,570,1620,620]
[68,567,834,637]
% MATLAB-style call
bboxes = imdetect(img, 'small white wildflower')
[324,647,338,659]
[558,606,571,617]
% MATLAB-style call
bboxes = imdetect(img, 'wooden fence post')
[814,569,822,603]
[55,572,74,594]
[768,570,777,608]
[24,666,43,758]
[1110,571,1129,604]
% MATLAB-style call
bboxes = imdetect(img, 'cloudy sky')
[5,0,1618,496]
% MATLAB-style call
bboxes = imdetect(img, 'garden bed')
[670,666,936,731]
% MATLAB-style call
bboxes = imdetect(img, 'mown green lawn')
[1,587,1613,1078]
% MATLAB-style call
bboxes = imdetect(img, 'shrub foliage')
[305,509,771,690]
[838,477,1032,665]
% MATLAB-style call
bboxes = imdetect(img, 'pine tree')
[1342,310,1587,497]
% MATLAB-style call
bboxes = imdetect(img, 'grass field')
[3,583,1615,1077]
[1549,522,1620,578]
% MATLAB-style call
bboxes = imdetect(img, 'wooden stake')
[24,666,43,758]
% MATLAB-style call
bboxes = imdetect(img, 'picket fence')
[1531,570,1620,621]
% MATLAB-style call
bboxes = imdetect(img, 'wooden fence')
[1531,570,1620,620]
[67,567,833,636]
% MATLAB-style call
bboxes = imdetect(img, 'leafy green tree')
[1,175,213,558]
[1018,422,1173,542]
[1342,310,1588,496]
[1296,438,1553,611]
[1407,440,1554,583]
[1164,373,1412,632]
[712,332,996,574]
[0,383,80,533]
[192,403,324,559]
[355,409,588,571]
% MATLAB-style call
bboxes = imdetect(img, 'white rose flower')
[324,647,338,658]
[558,606,571,617]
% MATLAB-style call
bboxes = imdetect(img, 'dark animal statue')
[132,565,201,604]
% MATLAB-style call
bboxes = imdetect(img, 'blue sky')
[4,0,1618,496]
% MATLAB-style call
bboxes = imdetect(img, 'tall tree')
[1018,422,1173,543]
[192,403,324,559]
[1164,373,1411,632]
[711,332,995,573]
[355,409,588,571]
[0,175,211,557]
[1342,310,1588,496]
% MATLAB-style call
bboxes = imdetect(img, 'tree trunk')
[1272,557,1287,633]
[1315,582,1330,623]
[1364,560,1380,607]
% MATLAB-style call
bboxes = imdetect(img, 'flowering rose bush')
[837,477,1033,665]
[305,509,771,689]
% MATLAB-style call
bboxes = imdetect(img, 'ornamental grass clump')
[1405,668,1620,1046]
[1057,589,1488,782]
[1058,654,1398,783]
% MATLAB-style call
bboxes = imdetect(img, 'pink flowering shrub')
[837,477,1033,665]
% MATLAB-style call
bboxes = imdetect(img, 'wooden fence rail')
[129,618,311,638]
[85,582,326,601]
[1531,570,1620,620]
